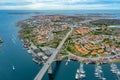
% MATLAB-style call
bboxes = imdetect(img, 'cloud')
[0,0,120,10]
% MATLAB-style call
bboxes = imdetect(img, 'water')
[109,25,120,28]
[0,10,120,80]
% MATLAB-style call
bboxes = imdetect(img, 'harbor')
[73,62,120,80]
[75,63,86,80]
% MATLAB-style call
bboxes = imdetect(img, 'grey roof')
[40,47,56,56]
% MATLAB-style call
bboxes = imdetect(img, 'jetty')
[94,63,106,80]
[110,63,120,80]
[75,63,86,80]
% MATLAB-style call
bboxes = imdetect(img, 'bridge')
[34,27,73,80]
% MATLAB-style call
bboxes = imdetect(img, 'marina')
[75,63,86,80]
[110,63,120,80]
[94,64,106,80]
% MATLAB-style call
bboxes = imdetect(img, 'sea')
[0,10,120,80]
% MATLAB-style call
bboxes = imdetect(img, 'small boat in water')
[79,73,86,78]
[111,63,118,74]
[77,69,80,73]
[79,63,86,78]
[117,70,120,75]
[12,65,15,70]
[27,49,32,53]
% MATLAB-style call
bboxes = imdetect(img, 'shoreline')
[24,43,120,65]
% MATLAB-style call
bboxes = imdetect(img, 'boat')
[75,73,79,80]
[95,64,103,78]
[111,63,117,69]
[65,62,68,65]
[80,63,85,74]
[95,72,99,77]
[111,63,118,74]
[77,69,80,73]
[12,65,15,70]
[79,63,86,78]
[27,49,31,53]
[95,69,101,78]
[117,70,120,75]
[99,77,106,80]
[80,70,85,74]
[111,68,117,73]
[65,56,70,66]
[79,73,86,78]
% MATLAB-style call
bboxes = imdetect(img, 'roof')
[40,47,56,56]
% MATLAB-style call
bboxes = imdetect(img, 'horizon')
[0,9,120,10]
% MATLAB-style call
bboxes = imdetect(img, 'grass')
[99,53,107,57]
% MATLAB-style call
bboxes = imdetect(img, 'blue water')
[109,26,120,28]
[0,10,120,80]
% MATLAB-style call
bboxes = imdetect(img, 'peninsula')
[17,14,120,64]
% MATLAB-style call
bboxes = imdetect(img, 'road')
[34,27,73,80]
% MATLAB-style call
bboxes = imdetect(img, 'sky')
[0,0,120,10]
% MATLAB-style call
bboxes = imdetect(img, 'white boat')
[80,70,85,74]
[101,77,106,80]
[95,73,99,77]
[80,63,85,74]
[116,69,120,75]
[99,69,103,73]
[75,73,79,80]
[77,69,80,73]
[95,64,102,78]
[79,74,86,78]
[102,78,106,80]
[111,64,117,69]
[111,66,117,74]
[12,65,15,70]
[95,72,98,75]
[111,69,116,73]
[65,62,68,66]
[27,49,31,53]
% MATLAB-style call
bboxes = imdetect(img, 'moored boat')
[75,73,79,80]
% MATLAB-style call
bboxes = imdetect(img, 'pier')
[94,64,106,80]
[75,62,86,80]
[65,53,71,65]
[110,63,120,80]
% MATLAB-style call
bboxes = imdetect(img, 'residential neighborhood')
[17,14,120,64]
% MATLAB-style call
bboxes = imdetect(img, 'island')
[16,14,120,64]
